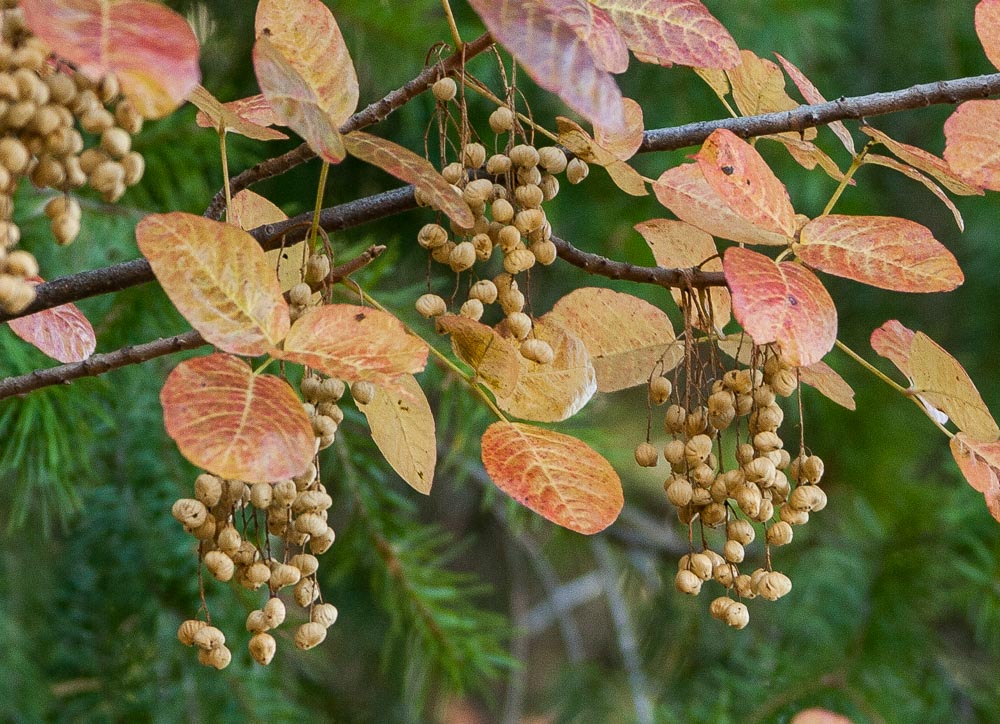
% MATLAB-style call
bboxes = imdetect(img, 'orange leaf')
[590,0,739,69]
[136,212,289,357]
[909,332,999,442]
[796,215,963,293]
[21,0,200,119]
[191,86,288,141]
[943,100,1000,191]
[774,53,856,155]
[862,155,965,231]
[467,0,625,131]
[557,117,647,195]
[723,247,837,367]
[436,314,521,398]
[634,218,731,330]
[653,163,791,246]
[976,0,1000,71]
[495,317,597,422]
[357,374,436,495]
[7,277,95,363]
[727,50,801,121]
[861,126,981,196]
[798,361,856,411]
[160,353,314,482]
[278,304,428,386]
[870,319,915,381]
[696,128,796,238]
[253,0,359,163]
[546,287,681,392]
[950,434,1000,522]
[343,131,474,229]
[481,421,623,534]
[594,98,644,160]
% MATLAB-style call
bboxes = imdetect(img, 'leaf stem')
[461,76,560,145]
[219,131,231,224]
[441,0,463,50]
[820,140,873,217]
[308,161,331,260]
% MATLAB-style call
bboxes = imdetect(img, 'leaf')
[723,247,837,367]
[634,218,731,330]
[495,317,597,422]
[774,53,856,155]
[278,304,428,386]
[870,319,915,381]
[190,86,288,141]
[135,212,289,357]
[909,332,999,442]
[160,353,314,482]
[7,277,96,363]
[543,0,629,74]
[943,100,1000,191]
[798,361,856,411]
[481,421,623,534]
[795,215,963,292]
[594,97,644,160]
[762,134,848,183]
[790,710,855,724]
[653,164,792,246]
[949,434,1000,522]
[546,287,681,392]
[228,190,306,295]
[253,0,359,163]
[694,66,730,100]
[976,0,1000,72]
[343,131,475,229]
[467,0,625,131]
[862,154,965,231]
[556,117,647,195]
[590,0,740,69]
[435,314,521,398]
[696,128,797,238]
[727,50,802,123]
[860,126,981,196]
[358,374,436,495]
[21,0,200,119]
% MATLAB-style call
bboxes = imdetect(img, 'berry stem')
[441,0,463,50]
[819,140,874,217]
[308,162,331,261]
[460,75,560,145]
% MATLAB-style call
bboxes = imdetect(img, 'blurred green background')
[2,1,999,722]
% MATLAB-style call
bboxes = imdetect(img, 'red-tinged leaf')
[343,131,474,229]
[909,332,999,442]
[542,0,629,74]
[590,0,739,69]
[634,218,731,330]
[545,287,681,392]
[861,126,981,196]
[495,317,597,422]
[863,155,965,231]
[653,163,792,246]
[467,0,625,131]
[790,709,855,724]
[357,374,436,495]
[191,86,288,141]
[21,0,199,119]
[796,215,963,293]
[136,212,289,357]
[950,434,1000,522]
[696,128,797,238]
[557,117,647,195]
[976,0,1000,71]
[723,247,837,367]
[160,353,314,482]
[481,421,623,534]
[595,98,644,160]
[870,320,916,381]
[278,304,428,386]
[944,100,1000,191]
[727,50,801,121]
[228,190,307,295]
[7,277,95,363]
[436,314,521,398]
[775,53,856,155]
[798,361,856,411]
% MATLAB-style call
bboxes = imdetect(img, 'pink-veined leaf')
[191,86,288,141]
[467,0,625,131]
[545,287,682,392]
[862,154,964,231]
[696,128,797,238]
[136,212,289,357]
[774,53,856,155]
[160,353,314,482]
[723,247,837,367]
[278,304,428,386]
[436,314,521,398]
[652,163,792,246]
[590,0,739,69]
[481,421,623,534]
[796,215,963,292]
[633,218,731,330]
[976,0,1000,72]
[950,434,1000,522]
[7,277,96,363]
[870,319,915,381]
[944,100,1000,191]
[861,126,981,196]
[343,131,474,229]
[21,0,200,119]
[543,0,629,74]
[798,361,856,411]
[357,374,436,495]
[594,97,644,160]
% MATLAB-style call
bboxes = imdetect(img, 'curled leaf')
[191,86,288,141]
[798,361,856,411]
[950,434,1000,522]
[775,53,856,155]
[436,314,521,398]
[870,319,916,381]
[557,117,647,196]
[594,97,644,161]
[862,154,965,231]
[861,126,981,196]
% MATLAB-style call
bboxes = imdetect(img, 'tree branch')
[550,236,725,288]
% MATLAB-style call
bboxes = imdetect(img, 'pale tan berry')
[204,550,235,581]
[489,106,515,133]
[192,625,226,652]
[352,381,376,405]
[509,144,539,168]
[441,162,464,185]
[462,142,487,169]
[789,484,827,512]
[566,157,589,184]
[449,240,477,272]
[432,77,457,102]
[675,568,702,595]
[290,553,320,577]
[171,498,208,529]
[725,601,750,629]
[294,621,327,650]
[469,279,498,304]
[766,520,793,546]
[755,571,792,601]
[415,293,447,318]
[177,619,207,646]
[529,240,557,265]
[249,632,277,665]
[485,153,511,176]
[506,311,532,340]
[311,602,339,628]
[726,519,755,545]
[310,526,336,554]
[665,477,693,506]
[634,442,658,467]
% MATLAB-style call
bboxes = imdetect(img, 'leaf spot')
[721,165,734,175]
[787,294,798,306]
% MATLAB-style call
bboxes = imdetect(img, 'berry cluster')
[0,1,146,313]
